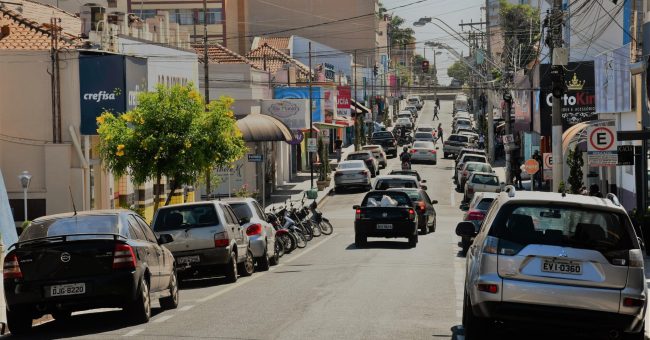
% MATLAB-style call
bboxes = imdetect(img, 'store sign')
[273,87,322,122]
[587,126,617,167]
[125,56,147,111]
[323,88,336,123]
[539,62,596,136]
[79,54,126,135]
[617,145,634,166]
[261,99,309,129]
[337,86,351,120]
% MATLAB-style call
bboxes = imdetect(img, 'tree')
[566,145,584,194]
[389,15,416,48]
[447,61,470,85]
[96,84,246,210]
[499,0,541,72]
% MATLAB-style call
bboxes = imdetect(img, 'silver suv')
[152,201,255,283]
[456,188,646,339]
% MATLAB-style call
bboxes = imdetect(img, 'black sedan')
[4,210,178,334]
[388,188,437,234]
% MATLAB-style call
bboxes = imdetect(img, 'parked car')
[453,118,473,132]
[464,172,501,202]
[457,189,646,339]
[388,188,438,234]
[373,175,424,190]
[388,169,426,187]
[226,198,278,270]
[414,131,437,144]
[404,105,419,118]
[443,134,472,159]
[370,131,398,157]
[346,150,380,177]
[353,190,419,247]
[397,112,414,124]
[453,94,468,113]
[456,127,476,135]
[4,210,178,334]
[407,96,423,110]
[395,117,413,130]
[455,153,489,184]
[334,160,372,192]
[455,148,486,166]
[152,202,255,283]
[459,192,497,254]
[362,144,388,168]
[458,161,494,190]
[409,141,437,164]
[415,125,436,137]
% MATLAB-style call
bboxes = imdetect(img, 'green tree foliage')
[499,0,541,72]
[96,84,246,210]
[566,145,584,194]
[389,15,416,48]
[447,61,470,84]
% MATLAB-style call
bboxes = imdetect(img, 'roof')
[192,42,260,69]
[246,42,310,76]
[0,4,80,50]
[3,0,81,36]
[375,175,418,180]
[496,190,624,212]
[32,209,129,222]
[256,37,290,52]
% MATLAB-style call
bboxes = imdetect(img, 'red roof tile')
[193,42,259,69]
[257,37,290,52]
[0,6,80,50]
[246,43,310,77]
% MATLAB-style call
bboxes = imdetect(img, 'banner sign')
[594,44,631,114]
[261,99,309,129]
[273,87,322,122]
[79,54,126,135]
[337,86,351,120]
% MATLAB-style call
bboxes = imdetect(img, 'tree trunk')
[164,179,179,207]
[153,173,161,212]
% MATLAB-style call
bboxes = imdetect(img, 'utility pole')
[550,0,565,192]
[308,42,314,188]
[354,49,359,151]
[203,0,211,197]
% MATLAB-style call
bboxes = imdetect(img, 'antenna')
[68,186,77,216]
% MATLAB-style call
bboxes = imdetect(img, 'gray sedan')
[334,160,372,192]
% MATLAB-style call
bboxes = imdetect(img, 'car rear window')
[372,132,393,139]
[375,179,418,190]
[415,132,432,139]
[362,191,412,206]
[464,155,487,163]
[339,162,364,169]
[449,135,469,143]
[490,205,637,254]
[348,153,370,160]
[476,198,494,211]
[153,204,220,231]
[389,171,421,181]
[471,174,499,185]
[21,215,119,241]
[417,127,433,132]
[229,203,253,219]
[413,141,434,149]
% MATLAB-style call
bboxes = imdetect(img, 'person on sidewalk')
[433,106,439,120]
[532,150,543,190]
[589,184,603,197]
[335,138,343,163]
[437,123,443,143]
[435,97,440,110]
[513,156,523,189]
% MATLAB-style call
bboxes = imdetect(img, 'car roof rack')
[606,193,621,206]
[504,185,516,197]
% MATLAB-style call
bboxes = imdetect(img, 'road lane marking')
[153,314,175,323]
[123,329,145,337]
[284,233,339,264]
[178,305,194,312]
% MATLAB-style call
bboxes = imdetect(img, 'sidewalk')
[265,145,355,210]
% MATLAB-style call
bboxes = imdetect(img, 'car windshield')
[449,135,469,143]
[375,179,418,190]
[153,204,220,231]
[372,132,393,139]
[464,155,487,163]
[471,174,499,185]
[362,192,412,207]
[348,153,370,160]
[490,205,636,254]
[21,215,120,241]
[415,132,432,139]
[339,162,364,169]
[476,198,494,211]
[413,141,434,149]
[398,114,411,118]
[467,163,491,172]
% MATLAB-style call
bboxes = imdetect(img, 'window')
[153,204,220,231]
[471,174,499,185]
[375,179,417,190]
[198,8,222,25]
[21,215,119,241]
[230,203,253,219]
[476,198,494,211]
[362,192,412,207]
[338,162,364,170]
[252,202,266,219]
[174,9,195,25]
[127,216,146,240]
[372,132,393,139]
[222,205,239,225]
[135,215,157,243]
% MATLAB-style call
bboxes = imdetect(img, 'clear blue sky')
[382,0,484,85]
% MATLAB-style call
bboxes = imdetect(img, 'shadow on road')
[179,275,229,290]
[333,187,370,195]
[345,241,412,250]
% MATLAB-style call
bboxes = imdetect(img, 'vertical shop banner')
[337,86,351,120]
[79,54,126,135]
[323,88,336,123]
[539,61,596,136]
[125,56,148,111]
[594,44,630,114]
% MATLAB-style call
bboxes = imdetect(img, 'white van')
[453,94,469,113]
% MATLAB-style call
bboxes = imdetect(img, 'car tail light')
[113,243,136,270]
[246,223,263,236]
[410,149,416,153]
[628,249,644,267]
[463,170,468,178]
[359,170,368,176]
[466,210,485,221]
[355,209,361,220]
[430,150,436,154]
[214,232,229,247]
[477,283,498,294]
[408,208,415,220]
[623,297,645,307]
[3,253,22,279]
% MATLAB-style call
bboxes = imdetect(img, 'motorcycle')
[309,201,333,235]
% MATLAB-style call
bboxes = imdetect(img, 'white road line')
[153,314,175,323]
[123,329,145,337]
[178,305,194,312]
[197,233,338,303]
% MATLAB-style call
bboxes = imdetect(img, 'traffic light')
[373,65,378,77]
[422,60,429,73]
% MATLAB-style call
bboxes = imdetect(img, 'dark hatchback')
[4,210,178,334]
[388,188,438,234]
[353,191,419,247]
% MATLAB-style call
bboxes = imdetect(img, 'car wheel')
[7,306,32,335]
[257,245,271,272]
[159,268,179,310]
[225,251,238,283]
[408,233,417,248]
[126,275,151,324]
[463,291,491,339]
[270,242,280,265]
[429,218,436,233]
[238,249,255,277]
[354,233,366,248]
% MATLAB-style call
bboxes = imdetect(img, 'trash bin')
[306,189,318,200]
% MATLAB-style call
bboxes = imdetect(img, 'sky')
[382,0,485,85]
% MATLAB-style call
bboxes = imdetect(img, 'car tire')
[429,218,436,233]
[408,233,417,248]
[7,306,32,335]
[463,291,490,339]
[270,242,280,265]
[225,251,238,283]
[354,233,366,248]
[238,249,255,277]
[257,245,271,272]
[159,268,179,310]
[420,221,428,235]
[623,327,645,340]
[126,275,151,324]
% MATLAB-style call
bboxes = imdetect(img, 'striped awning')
[236,114,294,142]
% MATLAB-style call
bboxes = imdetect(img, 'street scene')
[0,0,649,339]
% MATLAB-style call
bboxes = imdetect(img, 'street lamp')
[18,171,31,222]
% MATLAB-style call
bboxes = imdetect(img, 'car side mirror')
[456,221,476,237]
[421,180,427,183]
[239,216,251,225]
[352,205,360,210]
[421,185,428,190]
[158,233,174,245]
[431,200,438,205]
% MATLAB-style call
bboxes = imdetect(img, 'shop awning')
[351,99,370,115]
[236,113,294,142]
[314,122,342,129]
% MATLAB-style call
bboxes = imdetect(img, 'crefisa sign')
[79,53,147,135]
[539,61,596,135]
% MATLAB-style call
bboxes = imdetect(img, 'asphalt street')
[3,100,628,340]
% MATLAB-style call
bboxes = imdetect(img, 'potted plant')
[316,138,331,191]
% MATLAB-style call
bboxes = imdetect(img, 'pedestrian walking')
[478,134,485,149]
[435,97,440,110]
[437,123,443,143]
[513,156,523,189]
[335,138,343,163]
[532,150,543,190]
[433,106,439,120]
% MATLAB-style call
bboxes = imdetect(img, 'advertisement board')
[125,56,147,111]
[594,44,631,114]
[539,61,596,136]
[261,99,309,129]
[322,88,336,123]
[273,87,322,122]
[79,54,126,135]
[337,86,351,120]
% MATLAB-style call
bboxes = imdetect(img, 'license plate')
[177,255,200,264]
[376,224,393,229]
[419,151,428,154]
[541,259,582,275]
[48,283,85,297]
